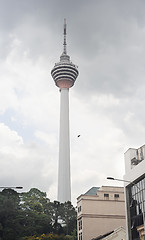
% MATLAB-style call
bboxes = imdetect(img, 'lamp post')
[107,176,145,240]
[107,177,131,184]
[0,187,23,189]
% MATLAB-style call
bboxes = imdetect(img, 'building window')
[78,205,81,212]
[104,193,109,200]
[79,232,82,240]
[78,219,82,230]
[114,194,119,199]
[128,177,145,239]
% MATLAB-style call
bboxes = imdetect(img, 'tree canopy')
[0,188,77,240]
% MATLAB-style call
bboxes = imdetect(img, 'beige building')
[137,225,144,240]
[77,186,126,240]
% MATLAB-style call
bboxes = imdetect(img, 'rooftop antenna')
[63,18,67,54]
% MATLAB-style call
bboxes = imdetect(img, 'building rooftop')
[84,187,100,196]
[92,226,126,240]
[92,230,114,240]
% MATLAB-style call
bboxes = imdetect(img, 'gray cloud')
[0,0,145,203]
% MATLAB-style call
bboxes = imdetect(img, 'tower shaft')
[58,88,71,202]
[51,20,78,203]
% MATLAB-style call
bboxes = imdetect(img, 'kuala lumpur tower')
[51,20,79,203]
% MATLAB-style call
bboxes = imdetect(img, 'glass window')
[79,232,82,240]
[114,194,119,198]
[104,193,109,199]
[78,206,81,212]
[128,176,145,239]
[78,219,82,230]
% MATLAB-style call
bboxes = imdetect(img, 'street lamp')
[107,177,131,184]
[107,176,145,239]
[107,177,141,191]
[0,186,23,189]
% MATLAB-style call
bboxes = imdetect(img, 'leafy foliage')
[22,233,74,240]
[0,188,77,240]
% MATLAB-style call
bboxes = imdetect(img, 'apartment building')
[77,186,126,240]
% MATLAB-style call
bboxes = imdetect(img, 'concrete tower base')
[57,88,71,203]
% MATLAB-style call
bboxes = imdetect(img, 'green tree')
[58,201,77,235]
[0,188,77,239]
[19,188,52,236]
[0,189,21,240]
[0,188,52,239]
[20,188,50,213]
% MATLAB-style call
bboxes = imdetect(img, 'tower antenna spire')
[63,18,67,54]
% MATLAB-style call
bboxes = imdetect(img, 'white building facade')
[124,144,145,240]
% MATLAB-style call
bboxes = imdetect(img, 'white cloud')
[0,0,145,205]
[0,123,23,149]
[0,123,57,199]
[35,130,57,146]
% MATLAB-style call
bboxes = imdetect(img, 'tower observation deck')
[51,19,79,89]
[51,20,79,203]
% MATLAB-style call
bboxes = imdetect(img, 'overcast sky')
[0,0,145,205]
